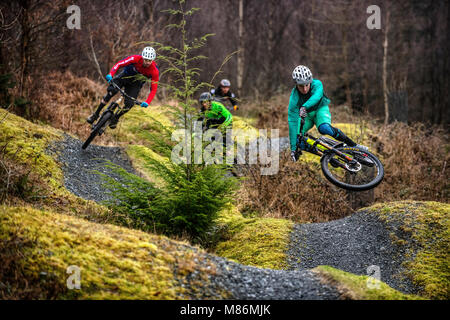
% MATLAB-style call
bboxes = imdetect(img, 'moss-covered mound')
[0,205,218,299]
[0,109,107,218]
[0,109,63,191]
[314,266,422,300]
[367,201,449,299]
[111,106,173,149]
[214,206,294,269]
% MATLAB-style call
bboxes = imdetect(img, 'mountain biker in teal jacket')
[288,65,367,161]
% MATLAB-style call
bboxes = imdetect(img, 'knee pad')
[318,123,336,137]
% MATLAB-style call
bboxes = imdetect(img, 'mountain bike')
[81,81,142,150]
[295,116,384,191]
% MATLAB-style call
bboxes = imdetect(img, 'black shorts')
[107,71,145,109]
[205,117,226,130]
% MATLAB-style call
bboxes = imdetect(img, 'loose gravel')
[48,134,137,203]
[286,211,421,295]
[178,252,342,300]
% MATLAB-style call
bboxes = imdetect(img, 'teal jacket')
[203,101,232,127]
[288,79,330,151]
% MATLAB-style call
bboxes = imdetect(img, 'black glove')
[299,106,307,118]
[291,150,300,162]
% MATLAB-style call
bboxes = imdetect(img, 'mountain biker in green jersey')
[288,65,367,162]
[198,92,232,131]
[198,92,232,152]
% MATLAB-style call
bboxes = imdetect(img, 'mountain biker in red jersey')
[87,46,159,128]
[288,65,367,162]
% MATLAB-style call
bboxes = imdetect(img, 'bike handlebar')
[109,80,143,106]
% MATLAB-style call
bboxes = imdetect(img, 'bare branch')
[89,33,104,78]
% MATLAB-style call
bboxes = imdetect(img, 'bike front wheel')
[320,146,384,191]
[81,112,112,150]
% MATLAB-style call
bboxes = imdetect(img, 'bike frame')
[293,115,384,191]
[82,80,143,149]
[94,81,142,128]
[107,81,141,111]
[296,116,355,164]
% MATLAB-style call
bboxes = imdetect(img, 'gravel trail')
[47,134,418,299]
[49,134,137,203]
[48,135,343,299]
[187,254,342,300]
[286,211,420,295]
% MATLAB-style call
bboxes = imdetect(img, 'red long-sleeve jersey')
[109,55,159,105]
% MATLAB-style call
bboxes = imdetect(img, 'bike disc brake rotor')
[344,160,362,172]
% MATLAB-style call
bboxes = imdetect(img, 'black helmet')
[199,92,212,102]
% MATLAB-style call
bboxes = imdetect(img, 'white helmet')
[142,46,156,60]
[220,79,231,87]
[292,65,313,85]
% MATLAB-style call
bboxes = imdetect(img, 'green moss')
[367,201,450,299]
[125,144,169,186]
[0,109,64,191]
[314,265,422,300]
[111,106,173,147]
[232,115,261,141]
[0,205,219,299]
[214,206,293,269]
[0,109,113,221]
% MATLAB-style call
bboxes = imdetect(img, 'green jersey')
[203,101,232,127]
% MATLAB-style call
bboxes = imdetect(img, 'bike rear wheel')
[320,146,384,191]
[81,112,112,150]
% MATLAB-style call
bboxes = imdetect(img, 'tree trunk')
[237,0,244,97]
[341,28,352,108]
[266,0,275,95]
[142,0,154,29]
[309,1,315,69]
[19,0,31,98]
[383,9,390,126]
[444,0,450,125]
